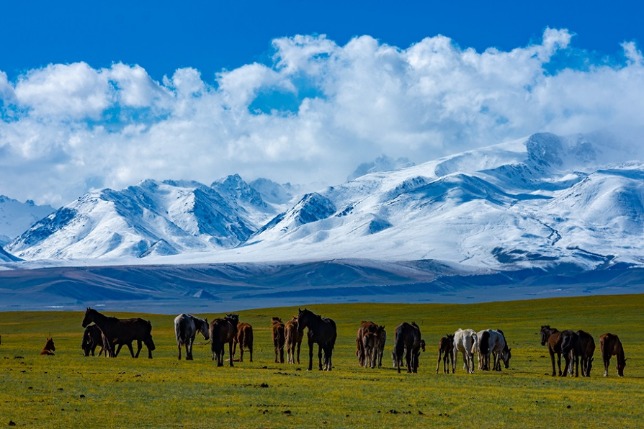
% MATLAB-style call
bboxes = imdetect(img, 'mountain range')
[1,132,642,311]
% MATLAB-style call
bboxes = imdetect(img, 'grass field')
[1,294,643,428]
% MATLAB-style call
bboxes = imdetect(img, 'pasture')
[1,294,643,428]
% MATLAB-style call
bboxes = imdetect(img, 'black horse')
[297,308,337,371]
[394,322,423,373]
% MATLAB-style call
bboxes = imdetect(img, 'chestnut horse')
[209,314,239,366]
[40,337,55,355]
[540,325,563,376]
[233,322,253,362]
[284,316,302,364]
[297,308,337,371]
[599,333,626,377]
[271,317,285,363]
[356,321,378,367]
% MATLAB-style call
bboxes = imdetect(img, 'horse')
[599,333,626,377]
[393,322,423,373]
[476,329,491,370]
[560,330,581,377]
[297,308,337,371]
[540,325,563,376]
[271,317,285,363]
[82,308,155,358]
[577,330,595,377]
[40,337,55,355]
[489,329,511,371]
[436,334,455,374]
[284,316,302,364]
[209,314,239,367]
[356,321,378,367]
[374,325,386,368]
[174,314,209,360]
[233,322,253,362]
[453,328,477,373]
[81,324,111,357]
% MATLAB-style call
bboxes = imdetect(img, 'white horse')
[174,314,209,360]
[453,328,478,373]
[476,329,511,371]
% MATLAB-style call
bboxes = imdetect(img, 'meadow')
[1,294,642,428]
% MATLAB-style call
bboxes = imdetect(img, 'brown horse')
[599,333,626,377]
[233,322,253,362]
[560,330,581,377]
[297,308,337,371]
[209,314,239,366]
[374,325,386,368]
[284,316,302,364]
[271,317,285,363]
[577,330,595,377]
[40,337,55,355]
[394,322,423,373]
[356,321,378,367]
[82,308,155,358]
[436,334,455,374]
[540,325,563,376]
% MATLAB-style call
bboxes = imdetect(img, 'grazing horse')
[284,316,302,364]
[271,317,286,363]
[81,324,111,357]
[233,322,253,362]
[297,308,337,371]
[436,334,455,374]
[599,333,626,377]
[356,321,378,367]
[540,325,563,376]
[174,314,209,360]
[561,330,581,377]
[82,308,156,359]
[489,329,511,371]
[453,328,477,373]
[393,322,423,373]
[577,330,595,377]
[209,314,239,367]
[40,337,55,355]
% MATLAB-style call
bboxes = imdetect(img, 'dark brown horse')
[271,317,285,363]
[233,322,253,362]
[577,330,595,377]
[40,337,55,355]
[394,322,423,373]
[297,308,337,371]
[82,308,155,358]
[375,325,387,368]
[561,330,581,377]
[436,334,455,374]
[209,314,239,366]
[540,325,563,376]
[81,324,111,357]
[599,333,626,377]
[284,316,302,364]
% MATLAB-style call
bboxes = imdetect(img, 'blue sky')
[1,1,643,205]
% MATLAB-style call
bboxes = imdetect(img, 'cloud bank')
[0,28,643,206]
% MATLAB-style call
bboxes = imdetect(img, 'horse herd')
[36,307,628,378]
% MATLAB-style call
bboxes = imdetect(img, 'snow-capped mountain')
[4,132,643,272]
[0,196,54,245]
[6,177,281,260]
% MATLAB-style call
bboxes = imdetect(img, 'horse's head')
[81,329,92,356]
[296,308,312,333]
[420,339,426,352]
[539,325,550,346]
[502,347,512,369]
[81,307,95,328]
[225,314,239,328]
[200,318,210,340]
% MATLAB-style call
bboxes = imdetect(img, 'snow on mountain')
[6,176,277,260]
[348,154,416,181]
[2,132,642,273]
[0,195,54,245]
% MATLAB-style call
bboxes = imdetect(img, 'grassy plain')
[0,294,642,428]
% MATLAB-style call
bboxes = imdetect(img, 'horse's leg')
[603,355,610,377]
[436,350,442,374]
[228,340,234,366]
[318,344,323,370]
[296,341,301,364]
[250,342,253,363]
[134,340,142,358]
[307,339,314,371]
[187,339,193,360]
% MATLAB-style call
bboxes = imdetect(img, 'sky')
[1,0,643,206]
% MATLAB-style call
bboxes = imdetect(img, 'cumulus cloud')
[0,28,643,206]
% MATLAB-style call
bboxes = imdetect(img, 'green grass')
[1,294,643,428]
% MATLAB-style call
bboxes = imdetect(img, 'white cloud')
[0,29,643,206]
